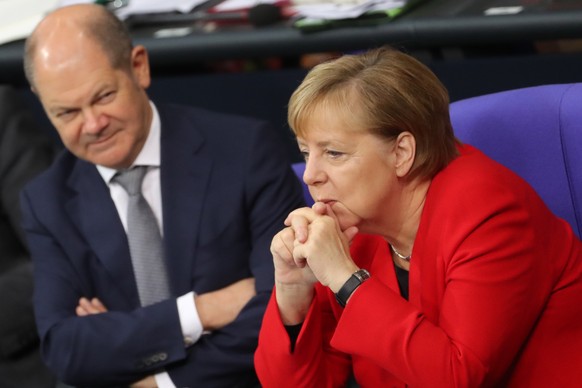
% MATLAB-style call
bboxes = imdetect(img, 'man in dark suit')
[20,4,304,387]
[0,85,57,387]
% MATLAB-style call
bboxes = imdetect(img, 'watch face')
[354,269,370,281]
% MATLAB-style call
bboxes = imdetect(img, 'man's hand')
[130,375,157,388]
[76,300,158,387]
[76,297,108,316]
[195,277,256,331]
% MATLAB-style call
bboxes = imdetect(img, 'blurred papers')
[58,0,209,19]
[213,0,283,12]
[214,0,404,20]
[293,0,405,20]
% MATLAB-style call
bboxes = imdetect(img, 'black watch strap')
[335,269,370,307]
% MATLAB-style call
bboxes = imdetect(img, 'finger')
[343,225,359,243]
[285,206,321,225]
[79,297,101,314]
[290,215,310,243]
[292,244,308,268]
[76,305,88,317]
[319,205,358,245]
[311,202,327,215]
[78,297,91,310]
[91,298,108,313]
[281,227,296,251]
[284,206,314,226]
[324,204,359,236]
[323,203,343,230]
[271,228,295,260]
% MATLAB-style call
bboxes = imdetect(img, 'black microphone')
[247,3,284,27]
[124,3,283,29]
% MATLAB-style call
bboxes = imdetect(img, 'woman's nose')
[303,157,325,187]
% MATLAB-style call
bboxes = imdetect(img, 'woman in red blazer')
[254,46,582,387]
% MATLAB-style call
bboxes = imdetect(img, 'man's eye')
[98,92,115,103]
[56,110,75,119]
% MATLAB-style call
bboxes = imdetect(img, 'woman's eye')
[300,150,309,160]
[326,150,344,158]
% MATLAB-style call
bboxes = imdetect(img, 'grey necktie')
[113,166,171,306]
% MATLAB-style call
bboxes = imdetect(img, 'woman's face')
[297,107,400,232]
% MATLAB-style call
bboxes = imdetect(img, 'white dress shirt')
[96,102,203,387]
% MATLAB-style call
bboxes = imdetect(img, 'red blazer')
[255,145,582,387]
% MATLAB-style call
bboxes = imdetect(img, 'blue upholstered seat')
[451,83,582,238]
[291,161,314,207]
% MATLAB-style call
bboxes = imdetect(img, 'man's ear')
[394,131,416,178]
[130,45,151,89]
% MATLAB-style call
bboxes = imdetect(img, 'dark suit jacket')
[0,85,56,387]
[20,103,304,387]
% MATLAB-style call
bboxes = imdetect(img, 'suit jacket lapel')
[159,106,211,295]
[65,160,140,305]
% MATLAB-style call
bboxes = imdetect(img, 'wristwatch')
[334,269,370,307]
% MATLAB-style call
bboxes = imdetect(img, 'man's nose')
[82,107,107,135]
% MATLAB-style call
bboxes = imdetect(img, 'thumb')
[343,226,359,244]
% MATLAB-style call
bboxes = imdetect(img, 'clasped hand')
[271,202,359,323]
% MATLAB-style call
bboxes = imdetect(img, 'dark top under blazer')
[20,103,305,387]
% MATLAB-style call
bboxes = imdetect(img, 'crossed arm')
[76,278,256,387]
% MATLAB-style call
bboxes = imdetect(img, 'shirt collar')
[97,101,161,183]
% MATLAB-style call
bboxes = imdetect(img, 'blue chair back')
[450,83,582,238]
[291,162,314,207]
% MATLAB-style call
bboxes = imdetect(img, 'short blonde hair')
[288,46,458,181]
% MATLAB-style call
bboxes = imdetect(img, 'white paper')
[293,0,405,20]
[484,6,523,16]
[213,0,280,12]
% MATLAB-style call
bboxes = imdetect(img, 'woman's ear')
[394,131,416,178]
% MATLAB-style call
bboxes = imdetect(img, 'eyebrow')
[48,105,76,116]
[47,85,113,116]
[298,139,349,149]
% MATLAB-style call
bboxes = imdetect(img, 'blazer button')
[184,336,194,347]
